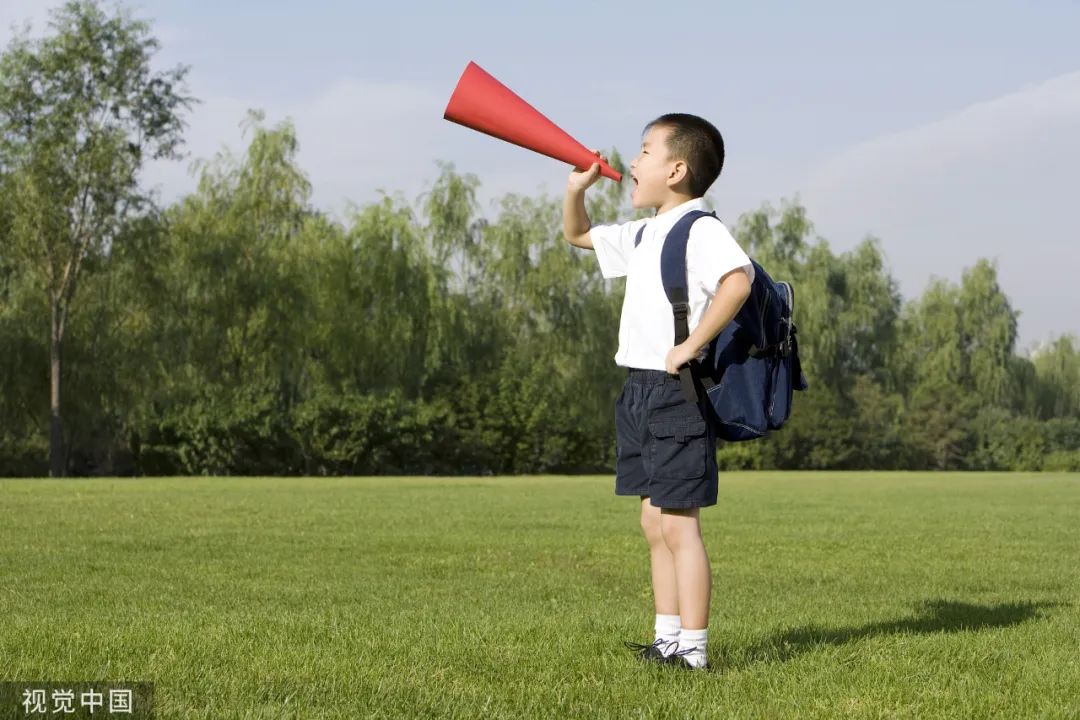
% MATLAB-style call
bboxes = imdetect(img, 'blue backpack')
[634,209,808,441]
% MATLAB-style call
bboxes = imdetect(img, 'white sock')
[678,627,708,668]
[654,613,681,655]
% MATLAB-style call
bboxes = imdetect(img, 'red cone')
[443,61,622,182]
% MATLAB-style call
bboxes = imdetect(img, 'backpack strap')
[631,211,716,402]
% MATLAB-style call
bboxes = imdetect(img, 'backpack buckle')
[779,319,793,357]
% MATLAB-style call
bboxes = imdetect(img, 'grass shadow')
[716,599,1065,672]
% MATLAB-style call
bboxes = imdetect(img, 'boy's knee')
[661,525,692,552]
[659,512,700,551]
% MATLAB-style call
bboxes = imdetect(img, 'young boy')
[562,114,754,670]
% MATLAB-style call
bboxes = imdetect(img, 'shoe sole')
[663,656,710,671]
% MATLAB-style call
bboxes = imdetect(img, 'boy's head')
[630,113,725,210]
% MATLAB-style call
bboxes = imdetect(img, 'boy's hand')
[567,149,606,193]
[665,342,699,375]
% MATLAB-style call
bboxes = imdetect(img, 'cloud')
[287,79,452,210]
[141,78,455,210]
[801,71,1080,351]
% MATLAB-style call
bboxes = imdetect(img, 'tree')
[957,259,1018,407]
[1030,335,1080,419]
[130,113,317,474]
[0,1,192,475]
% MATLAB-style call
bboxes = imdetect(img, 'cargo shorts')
[614,368,719,508]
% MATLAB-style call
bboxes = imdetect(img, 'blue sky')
[2,1,1079,351]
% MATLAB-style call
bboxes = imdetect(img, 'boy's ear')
[666,160,690,189]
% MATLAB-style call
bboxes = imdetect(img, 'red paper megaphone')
[443,61,622,183]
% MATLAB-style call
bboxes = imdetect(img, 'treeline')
[1,3,1078,476]
[0,115,633,475]
[1,116,1078,475]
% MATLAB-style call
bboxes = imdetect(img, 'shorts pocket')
[647,414,708,480]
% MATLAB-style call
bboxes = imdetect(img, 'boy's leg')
[640,495,678,616]
[659,507,711,630]
[640,375,716,668]
[620,373,683,661]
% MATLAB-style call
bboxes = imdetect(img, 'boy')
[562,114,753,671]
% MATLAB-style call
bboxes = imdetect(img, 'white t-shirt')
[591,197,754,371]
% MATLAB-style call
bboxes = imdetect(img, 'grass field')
[2,472,1078,719]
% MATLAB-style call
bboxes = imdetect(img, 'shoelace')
[666,642,698,658]
[623,637,673,654]
[624,638,702,662]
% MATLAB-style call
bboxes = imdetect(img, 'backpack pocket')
[705,363,770,441]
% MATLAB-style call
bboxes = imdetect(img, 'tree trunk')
[49,299,64,478]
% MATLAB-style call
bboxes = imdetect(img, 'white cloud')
[288,78,451,210]
[802,71,1080,352]
[141,77,454,211]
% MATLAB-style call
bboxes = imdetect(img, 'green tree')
[129,114,316,474]
[957,259,1019,407]
[895,279,972,469]
[1030,335,1080,419]
[0,0,191,475]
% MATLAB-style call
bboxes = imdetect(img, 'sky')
[2,0,1078,352]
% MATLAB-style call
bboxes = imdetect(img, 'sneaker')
[623,638,673,663]
[662,644,710,671]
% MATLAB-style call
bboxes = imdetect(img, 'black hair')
[643,113,725,197]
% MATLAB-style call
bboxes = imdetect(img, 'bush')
[0,432,47,477]
[137,385,300,476]
[292,390,455,476]
[1042,450,1080,472]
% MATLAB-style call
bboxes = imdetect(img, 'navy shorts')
[614,368,719,509]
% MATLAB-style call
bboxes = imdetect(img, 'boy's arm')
[562,150,608,250]
[664,267,752,375]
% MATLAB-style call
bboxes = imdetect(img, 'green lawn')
[2,473,1078,719]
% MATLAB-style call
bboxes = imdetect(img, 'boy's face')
[629,124,683,210]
